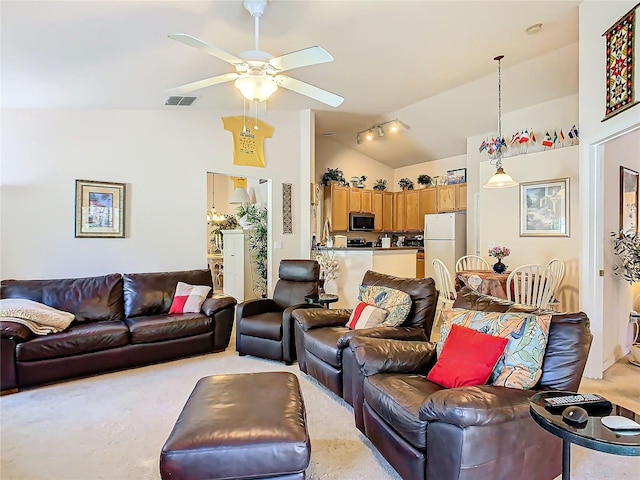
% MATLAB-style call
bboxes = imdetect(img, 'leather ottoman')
[160,372,311,480]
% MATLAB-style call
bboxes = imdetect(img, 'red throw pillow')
[169,282,211,314]
[427,325,508,388]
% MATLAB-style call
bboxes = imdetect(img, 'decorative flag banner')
[602,5,638,121]
[559,129,565,144]
[530,130,536,143]
[222,116,274,167]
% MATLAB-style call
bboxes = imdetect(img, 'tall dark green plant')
[237,204,268,296]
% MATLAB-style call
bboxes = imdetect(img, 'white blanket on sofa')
[0,298,75,335]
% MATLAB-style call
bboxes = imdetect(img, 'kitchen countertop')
[316,246,422,251]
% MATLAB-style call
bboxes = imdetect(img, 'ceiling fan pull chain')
[254,102,260,130]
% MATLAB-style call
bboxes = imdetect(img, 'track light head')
[389,121,399,133]
[365,130,374,141]
[377,125,385,137]
[356,134,362,144]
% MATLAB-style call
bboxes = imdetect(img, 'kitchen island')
[316,247,418,309]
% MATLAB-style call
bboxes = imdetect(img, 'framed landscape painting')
[520,178,569,237]
[620,166,639,234]
[75,179,126,238]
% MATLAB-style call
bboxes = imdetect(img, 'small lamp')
[229,187,251,204]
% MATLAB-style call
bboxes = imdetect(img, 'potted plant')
[236,204,268,297]
[321,168,346,186]
[357,175,367,188]
[398,177,414,191]
[611,230,640,283]
[373,179,387,191]
[417,174,432,188]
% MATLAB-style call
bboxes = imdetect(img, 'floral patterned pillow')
[358,285,411,327]
[438,308,552,389]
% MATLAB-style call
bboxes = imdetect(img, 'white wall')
[1,109,313,294]
[393,155,466,191]
[579,0,640,377]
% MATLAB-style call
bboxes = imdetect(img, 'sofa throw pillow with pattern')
[438,308,552,389]
[346,301,388,330]
[358,285,411,327]
[169,282,211,314]
[427,324,508,388]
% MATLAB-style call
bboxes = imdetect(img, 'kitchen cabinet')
[372,191,384,231]
[382,192,393,231]
[394,190,421,232]
[324,185,349,232]
[349,188,373,213]
[419,188,437,219]
[437,184,467,212]
[393,191,405,232]
[416,251,425,278]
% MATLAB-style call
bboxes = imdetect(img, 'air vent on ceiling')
[165,96,197,106]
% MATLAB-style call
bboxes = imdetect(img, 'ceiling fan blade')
[268,46,333,72]
[168,34,242,65]
[276,75,344,107]
[165,73,239,95]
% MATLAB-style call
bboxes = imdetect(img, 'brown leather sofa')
[292,270,439,405]
[1,269,236,393]
[348,287,593,480]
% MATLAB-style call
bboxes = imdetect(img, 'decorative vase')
[492,259,507,274]
[318,277,325,295]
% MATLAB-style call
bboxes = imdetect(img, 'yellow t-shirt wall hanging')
[222,116,274,168]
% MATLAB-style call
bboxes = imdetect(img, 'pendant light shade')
[483,55,518,189]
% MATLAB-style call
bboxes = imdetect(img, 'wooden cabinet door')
[416,251,425,278]
[372,191,384,231]
[455,184,467,211]
[394,192,406,232]
[404,190,421,231]
[349,188,361,213]
[437,185,456,212]
[361,190,373,213]
[382,192,394,231]
[419,188,437,218]
[329,185,349,231]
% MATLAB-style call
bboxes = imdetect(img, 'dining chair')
[456,254,491,272]
[545,258,565,311]
[432,259,457,341]
[506,264,558,309]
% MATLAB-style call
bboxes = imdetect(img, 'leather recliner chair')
[292,270,439,406]
[348,287,593,480]
[236,259,320,364]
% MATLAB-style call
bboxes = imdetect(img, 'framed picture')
[519,178,569,237]
[620,166,639,234]
[446,168,466,185]
[75,179,126,238]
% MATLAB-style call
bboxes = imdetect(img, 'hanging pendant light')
[484,55,518,189]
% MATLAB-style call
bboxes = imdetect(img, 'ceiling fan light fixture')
[234,75,278,103]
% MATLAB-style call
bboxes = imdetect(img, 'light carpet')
[1,346,639,480]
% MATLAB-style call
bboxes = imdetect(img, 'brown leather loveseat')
[348,287,593,480]
[1,269,236,394]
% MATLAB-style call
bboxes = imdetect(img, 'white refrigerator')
[423,213,467,281]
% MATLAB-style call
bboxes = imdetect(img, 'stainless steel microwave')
[349,212,375,231]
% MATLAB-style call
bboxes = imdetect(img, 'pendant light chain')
[494,54,504,167]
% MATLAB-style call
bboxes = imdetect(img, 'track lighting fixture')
[355,119,400,145]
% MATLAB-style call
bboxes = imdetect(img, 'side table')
[530,391,640,480]
[304,293,339,308]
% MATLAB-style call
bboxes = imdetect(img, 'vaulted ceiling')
[1,0,580,167]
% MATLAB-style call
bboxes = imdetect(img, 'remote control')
[544,393,611,408]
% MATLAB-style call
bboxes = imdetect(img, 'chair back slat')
[455,255,491,272]
[506,264,557,309]
[432,259,456,302]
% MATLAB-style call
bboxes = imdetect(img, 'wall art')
[520,178,569,237]
[75,179,126,238]
[282,183,293,234]
[446,168,467,184]
[620,166,639,234]
[602,5,639,121]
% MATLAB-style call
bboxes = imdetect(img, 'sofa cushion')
[168,282,211,314]
[364,373,443,450]
[427,325,508,388]
[16,321,129,361]
[125,314,212,344]
[346,302,388,330]
[304,327,349,368]
[1,274,124,322]
[237,312,283,341]
[358,285,411,327]
[123,269,213,318]
[439,308,552,389]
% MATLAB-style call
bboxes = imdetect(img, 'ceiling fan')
[166,0,344,107]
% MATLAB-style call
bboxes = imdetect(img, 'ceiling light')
[526,23,543,35]
[484,55,518,189]
[234,75,278,103]
[355,119,400,144]
[365,130,374,141]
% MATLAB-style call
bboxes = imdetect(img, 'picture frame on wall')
[519,178,569,237]
[620,166,639,234]
[446,168,467,185]
[75,179,126,238]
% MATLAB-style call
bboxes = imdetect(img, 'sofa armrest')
[350,336,437,376]
[201,295,237,316]
[337,326,427,348]
[292,308,351,331]
[237,298,281,318]
[1,320,33,342]
[419,385,536,427]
